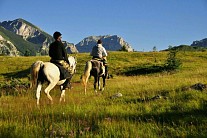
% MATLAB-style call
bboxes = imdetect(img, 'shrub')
[164,48,182,71]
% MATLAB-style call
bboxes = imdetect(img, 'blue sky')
[0,0,207,51]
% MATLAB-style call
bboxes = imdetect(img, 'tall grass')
[0,51,207,137]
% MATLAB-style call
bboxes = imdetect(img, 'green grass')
[0,51,207,137]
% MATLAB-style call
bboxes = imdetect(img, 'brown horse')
[82,60,107,94]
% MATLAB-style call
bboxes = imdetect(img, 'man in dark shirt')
[49,31,71,89]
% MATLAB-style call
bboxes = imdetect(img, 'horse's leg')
[36,82,42,106]
[102,76,106,91]
[94,76,98,93]
[98,77,101,91]
[84,85,87,95]
[44,82,56,104]
[60,78,72,102]
[59,89,66,103]
[83,61,92,95]
[82,73,90,95]
[83,74,90,95]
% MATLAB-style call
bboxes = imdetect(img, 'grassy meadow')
[0,51,207,137]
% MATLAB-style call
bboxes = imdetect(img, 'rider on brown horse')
[90,39,108,76]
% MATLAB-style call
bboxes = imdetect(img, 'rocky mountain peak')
[0,18,53,45]
[191,38,207,47]
[0,18,133,56]
[76,35,133,52]
[0,18,79,55]
[0,34,19,56]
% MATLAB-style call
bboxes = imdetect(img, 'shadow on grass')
[1,68,30,79]
[123,65,166,76]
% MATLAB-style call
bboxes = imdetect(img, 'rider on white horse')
[49,31,72,89]
[90,39,108,76]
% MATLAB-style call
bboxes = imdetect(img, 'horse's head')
[68,56,77,74]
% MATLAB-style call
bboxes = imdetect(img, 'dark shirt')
[49,40,69,63]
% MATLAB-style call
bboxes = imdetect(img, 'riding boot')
[62,78,71,90]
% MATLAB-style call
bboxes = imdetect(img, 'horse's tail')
[82,61,92,94]
[30,61,44,88]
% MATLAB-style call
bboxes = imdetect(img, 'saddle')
[90,59,105,76]
[51,62,70,80]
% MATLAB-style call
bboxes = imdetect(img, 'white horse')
[30,56,77,105]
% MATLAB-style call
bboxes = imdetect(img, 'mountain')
[0,18,134,56]
[0,18,78,56]
[0,25,39,56]
[63,41,78,54]
[191,38,207,47]
[76,35,134,52]
[0,32,20,56]
[0,18,53,45]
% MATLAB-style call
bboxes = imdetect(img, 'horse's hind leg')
[102,76,106,91]
[94,77,98,93]
[44,82,56,104]
[59,89,66,103]
[98,77,101,91]
[36,82,42,106]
